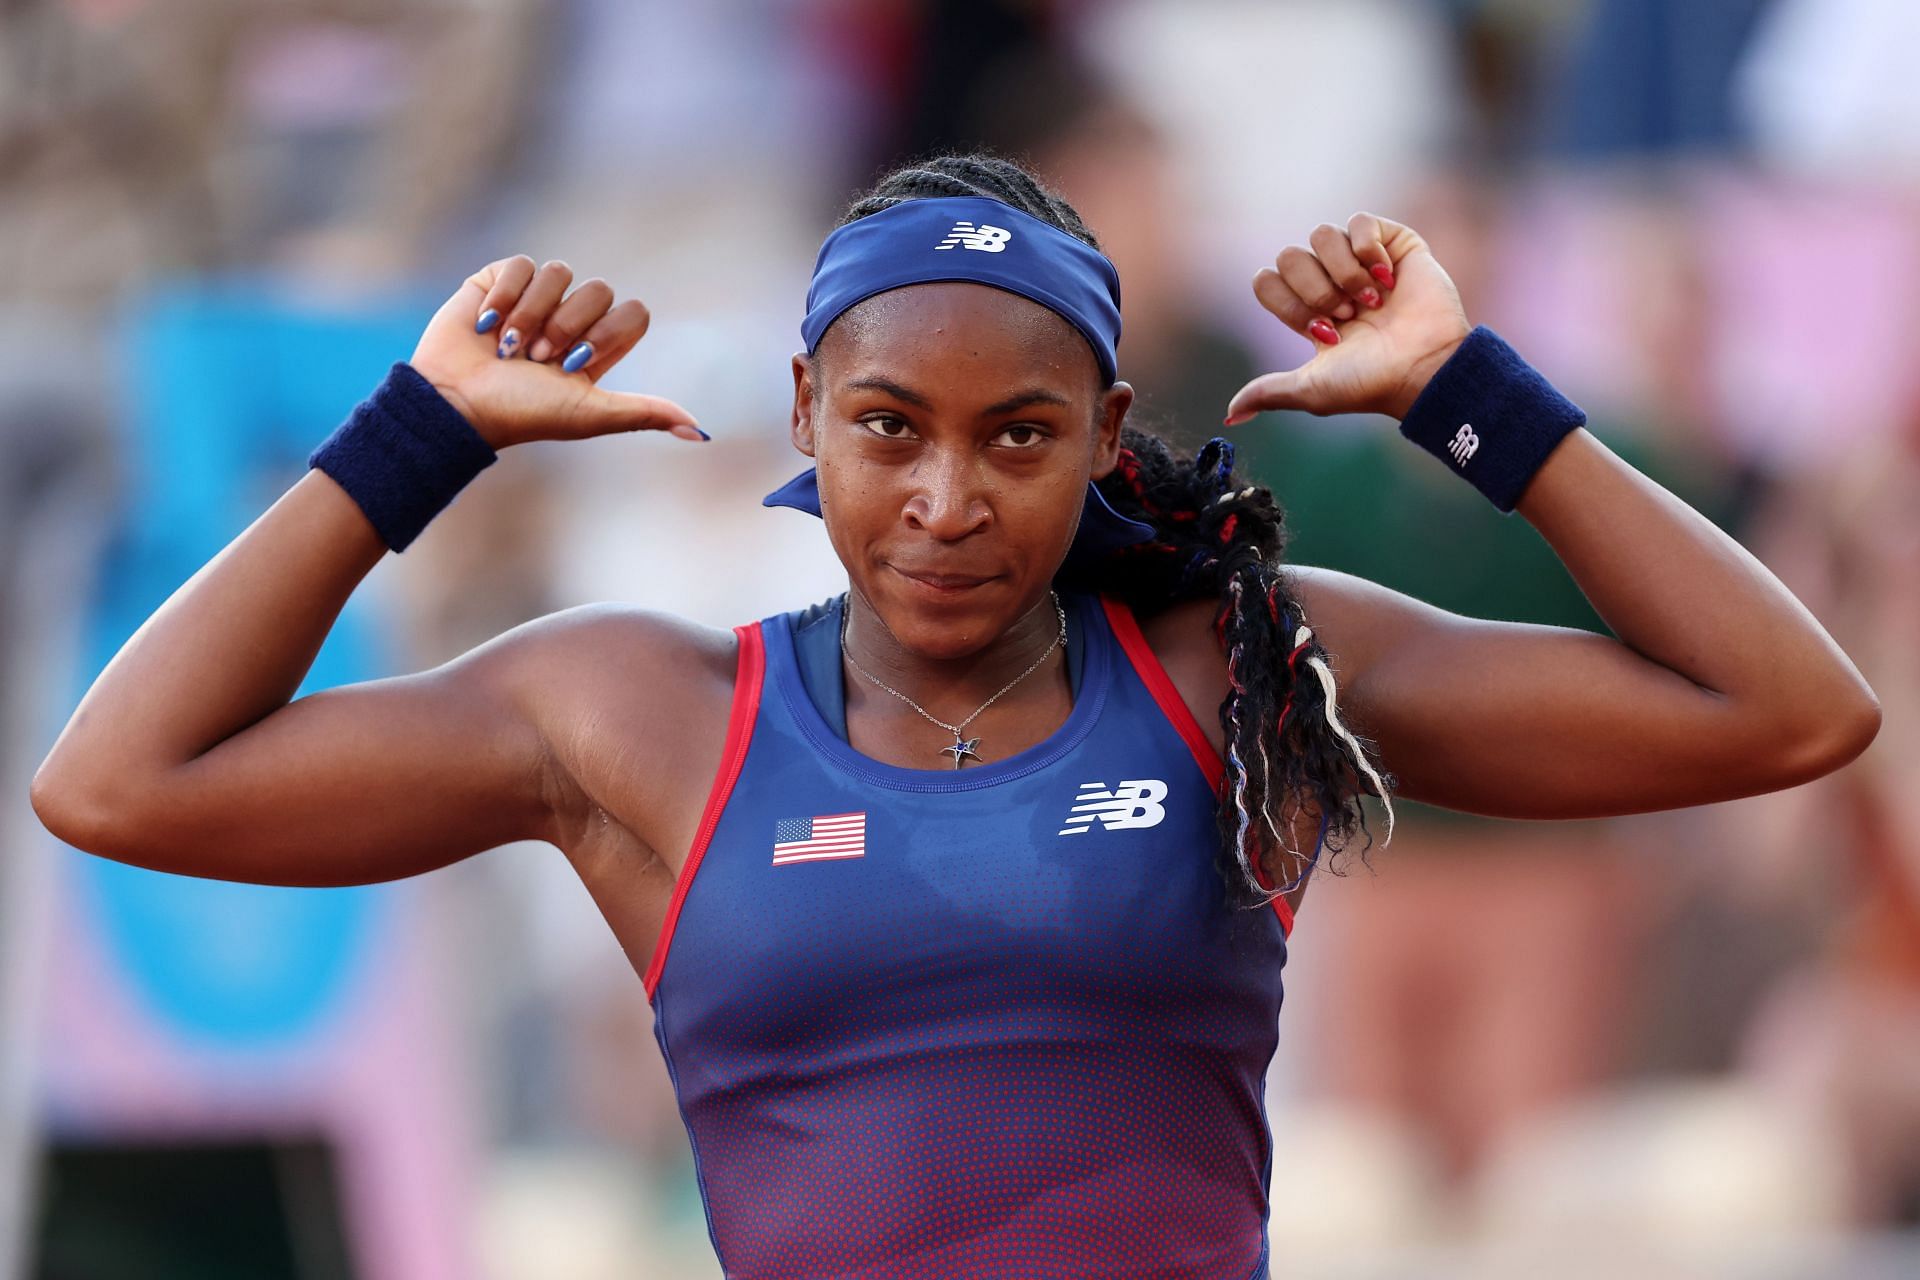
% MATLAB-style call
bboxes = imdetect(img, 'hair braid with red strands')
[1073,431,1397,907]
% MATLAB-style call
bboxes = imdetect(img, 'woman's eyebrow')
[845,376,931,409]
[844,376,1072,417]
[982,388,1071,415]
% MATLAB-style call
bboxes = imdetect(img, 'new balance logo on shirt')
[1447,423,1479,465]
[935,221,1012,253]
[1058,779,1169,836]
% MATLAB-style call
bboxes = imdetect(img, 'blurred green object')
[34,1136,355,1279]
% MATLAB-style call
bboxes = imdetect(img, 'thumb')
[578,386,707,440]
[1223,367,1320,425]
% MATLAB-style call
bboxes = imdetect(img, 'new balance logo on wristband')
[935,221,1012,253]
[1447,423,1480,465]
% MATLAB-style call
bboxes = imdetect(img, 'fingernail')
[1370,263,1395,289]
[1360,287,1381,309]
[497,328,521,359]
[528,337,554,363]
[669,423,710,441]
[562,341,594,373]
[1223,411,1254,427]
[1333,302,1356,321]
[1308,319,1340,345]
[475,308,500,334]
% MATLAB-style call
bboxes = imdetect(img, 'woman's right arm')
[29,256,704,886]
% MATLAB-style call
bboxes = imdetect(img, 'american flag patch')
[772,812,867,865]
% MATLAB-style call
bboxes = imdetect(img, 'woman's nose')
[903,455,991,539]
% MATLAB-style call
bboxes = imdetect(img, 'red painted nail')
[1223,410,1253,427]
[1370,263,1395,289]
[1308,319,1340,345]
[1359,287,1381,309]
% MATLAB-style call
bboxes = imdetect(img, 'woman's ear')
[1090,379,1133,481]
[791,352,818,457]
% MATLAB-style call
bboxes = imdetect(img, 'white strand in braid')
[1224,688,1262,893]
[1252,723,1303,871]
[1295,623,1396,845]
[1232,575,1290,862]
[1221,579,1264,895]
[1213,485,1257,506]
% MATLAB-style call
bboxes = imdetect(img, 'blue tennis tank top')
[644,587,1293,1279]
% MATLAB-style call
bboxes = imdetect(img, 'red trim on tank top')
[643,621,766,999]
[1099,596,1295,938]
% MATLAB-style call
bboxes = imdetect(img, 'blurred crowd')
[2,1,1917,1277]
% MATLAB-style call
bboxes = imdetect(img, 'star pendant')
[942,735,983,768]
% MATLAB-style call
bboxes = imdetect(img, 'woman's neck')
[840,588,1067,721]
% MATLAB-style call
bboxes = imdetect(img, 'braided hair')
[837,152,1396,909]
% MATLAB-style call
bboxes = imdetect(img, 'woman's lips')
[891,565,996,595]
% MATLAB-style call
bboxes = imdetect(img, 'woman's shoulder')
[511,602,741,680]
[496,604,749,862]
[489,604,745,749]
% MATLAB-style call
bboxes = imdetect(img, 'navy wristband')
[308,361,497,551]
[1396,325,1585,514]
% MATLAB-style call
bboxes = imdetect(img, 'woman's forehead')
[816,282,1102,391]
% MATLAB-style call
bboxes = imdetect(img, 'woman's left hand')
[1224,213,1472,425]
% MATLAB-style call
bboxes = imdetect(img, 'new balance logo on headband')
[1447,424,1479,465]
[935,221,1012,253]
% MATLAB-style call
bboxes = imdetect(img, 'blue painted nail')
[562,341,594,373]
[496,328,521,359]
[475,308,500,334]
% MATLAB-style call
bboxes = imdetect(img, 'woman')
[31,154,1881,1278]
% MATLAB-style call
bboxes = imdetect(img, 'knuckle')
[576,276,613,301]
[592,299,648,338]
[506,253,536,273]
[1277,244,1311,268]
[541,258,572,277]
[1333,259,1370,286]
[1310,222,1342,246]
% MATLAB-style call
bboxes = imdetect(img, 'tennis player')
[32,153,1881,1278]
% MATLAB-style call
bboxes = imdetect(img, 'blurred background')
[2,0,1917,1276]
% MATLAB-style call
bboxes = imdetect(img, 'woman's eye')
[996,424,1047,448]
[861,417,914,440]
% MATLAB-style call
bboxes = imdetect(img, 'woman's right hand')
[410,255,705,449]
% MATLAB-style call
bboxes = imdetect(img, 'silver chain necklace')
[839,590,1068,768]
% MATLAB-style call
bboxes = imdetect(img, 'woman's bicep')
[43,621,579,887]
[1287,564,1823,819]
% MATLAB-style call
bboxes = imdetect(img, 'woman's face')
[791,281,1132,659]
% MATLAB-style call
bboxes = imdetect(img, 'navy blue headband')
[801,195,1123,385]
[771,195,1152,576]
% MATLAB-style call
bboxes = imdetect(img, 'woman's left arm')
[1226,213,1882,819]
